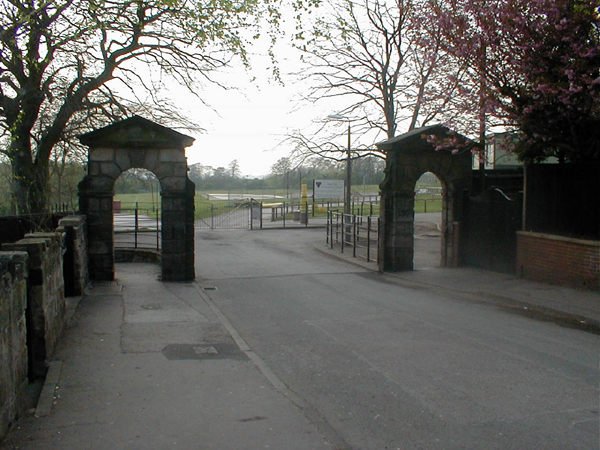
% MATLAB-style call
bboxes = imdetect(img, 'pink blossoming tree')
[431,0,600,162]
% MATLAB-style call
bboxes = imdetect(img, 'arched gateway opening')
[377,125,472,272]
[414,172,443,269]
[78,116,195,281]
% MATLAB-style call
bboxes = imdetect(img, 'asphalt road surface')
[195,228,599,450]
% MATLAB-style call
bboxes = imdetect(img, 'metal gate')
[114,202,161,250]
[195,199,328,230]
[196,200,253,229]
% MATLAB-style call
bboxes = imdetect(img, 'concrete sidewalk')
[318,244,600,334]
[1,263,331,450]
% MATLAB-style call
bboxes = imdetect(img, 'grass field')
[114,192,234,220]
[114,187,442,220]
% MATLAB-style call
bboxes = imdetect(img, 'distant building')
[473,132,522,170]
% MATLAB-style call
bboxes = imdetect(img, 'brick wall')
[517,231,600,290]
[0,252,29,440]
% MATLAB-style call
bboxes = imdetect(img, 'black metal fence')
[51,203,77,214]
[326,210,380,263]
[113,202,161,250]
[250,200,312,229]
[196,199,334,229]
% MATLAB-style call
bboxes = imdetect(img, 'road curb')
[315,244,600,335]
[35,360,63,418]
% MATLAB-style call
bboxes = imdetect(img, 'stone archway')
[377,125,472,272]
[78,116,195,281]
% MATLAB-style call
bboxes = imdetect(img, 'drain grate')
[161,343,247,361]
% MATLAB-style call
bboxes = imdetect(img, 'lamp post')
[328,114,352,214]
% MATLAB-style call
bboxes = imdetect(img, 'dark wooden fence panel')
[463,187,523,274]
[525,163,600,240]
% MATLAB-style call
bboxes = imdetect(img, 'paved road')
[195,228,599,450]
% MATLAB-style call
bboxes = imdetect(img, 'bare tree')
[0,0,293,214]
[292,0,467,164]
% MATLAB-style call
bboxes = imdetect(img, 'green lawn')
[114,192,252,220]
[113,189,442,220]
[113,192,158,207]
[414,197,442,213]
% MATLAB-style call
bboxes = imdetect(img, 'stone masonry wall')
[2,233,66,379]
[0,215,87,441]
[57,215,88,296]
[0,252,28,440]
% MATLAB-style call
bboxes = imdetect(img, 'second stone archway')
[377,125,473,272]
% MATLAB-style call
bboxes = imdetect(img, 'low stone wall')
[115,248,160,264]
[0,252,29,439]
[57,215,88,296]
[3,233,67,379]
[0,215,88,441]
[517,231,600,290]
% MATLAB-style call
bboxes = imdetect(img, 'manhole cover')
[161,343,247,361]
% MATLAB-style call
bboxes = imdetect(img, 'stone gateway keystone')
[78,116,195,282]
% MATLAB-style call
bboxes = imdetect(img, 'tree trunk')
[10,142,50,214]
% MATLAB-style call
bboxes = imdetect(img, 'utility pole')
[328,113,353,215]
[345,121,352,215]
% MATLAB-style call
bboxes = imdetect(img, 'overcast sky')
[171,38,329,178]
[165,7,357,179]
[182,75,312,178]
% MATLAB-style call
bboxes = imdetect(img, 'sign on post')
[313,179,345,200]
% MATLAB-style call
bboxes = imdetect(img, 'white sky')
[180,74,316,178]
[166,12,350,179]
[168,42,321,178]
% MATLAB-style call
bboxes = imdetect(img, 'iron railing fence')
[51,203,78,214]
[347,196,440,216]
[327,210,380,263]
[414,197,442,213]
[113,202,160,250]
[197,198,337,230]
[253,199,328,229]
